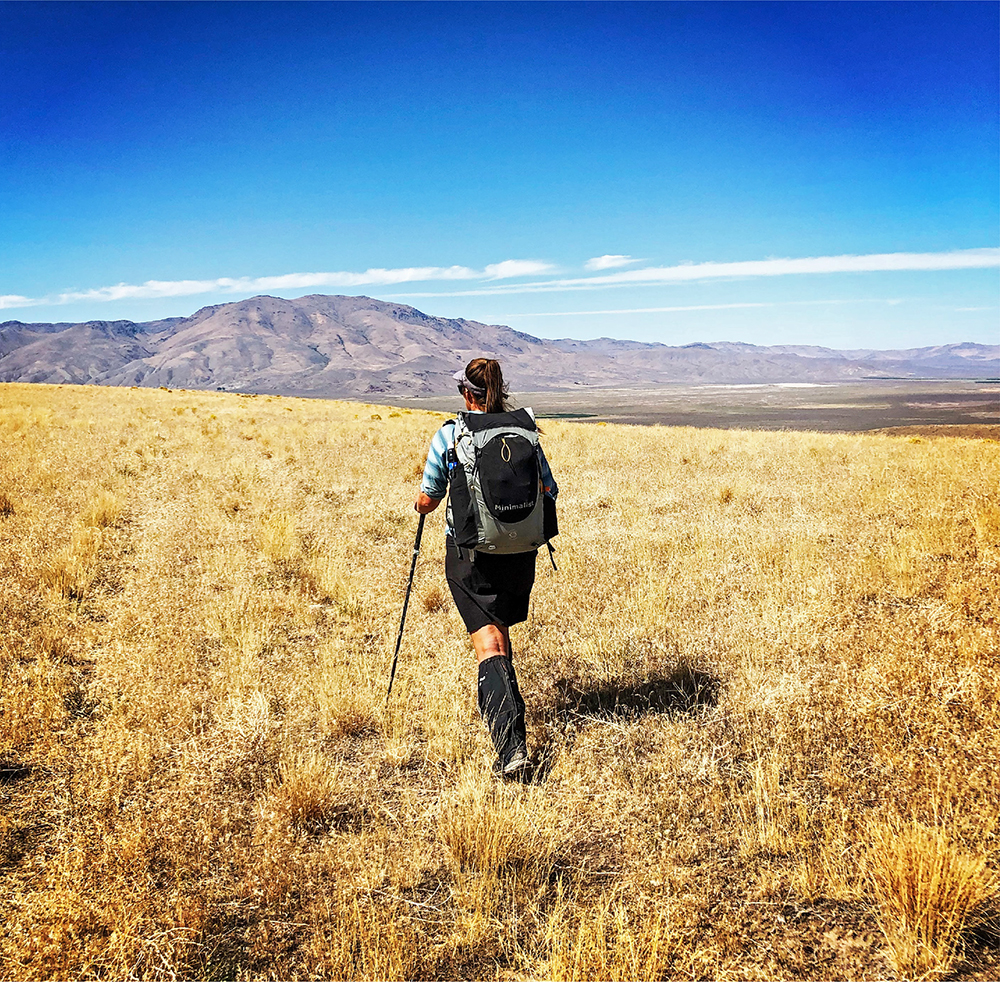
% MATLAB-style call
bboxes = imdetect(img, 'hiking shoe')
[490,743,530,781]
[502,743,530,778]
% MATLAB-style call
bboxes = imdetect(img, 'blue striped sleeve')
[539,445,558,499]
[420,421,454,499]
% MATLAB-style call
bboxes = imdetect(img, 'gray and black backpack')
[446,408,558,557]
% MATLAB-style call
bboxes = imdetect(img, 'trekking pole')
[386,512,425,703]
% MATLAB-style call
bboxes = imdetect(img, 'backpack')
[446,408,558,556]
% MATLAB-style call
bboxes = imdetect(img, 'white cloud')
[3,248,995,313]
[243,267,475,291]
[483,259,554,279]
[58,279,231,303]
[389,248,1000,298]
[55,268,480,304]
[574,248,1000,286]
[504,298,907,317]
[0,294,39,310]
[2,259,553,310]
[585,254,641,271]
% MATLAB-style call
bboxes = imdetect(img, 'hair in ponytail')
[465,358,509,413]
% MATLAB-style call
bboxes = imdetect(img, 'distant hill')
[1,294,996,397]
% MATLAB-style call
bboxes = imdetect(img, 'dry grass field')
[1,381,998,981]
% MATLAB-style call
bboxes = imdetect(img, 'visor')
[453,369,486,395]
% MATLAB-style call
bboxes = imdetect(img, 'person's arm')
[538,445,558,498]
[414,421,452,513]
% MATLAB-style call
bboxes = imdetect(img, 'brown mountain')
[1,294,996,396]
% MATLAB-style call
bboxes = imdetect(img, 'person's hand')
[415,493,441,514]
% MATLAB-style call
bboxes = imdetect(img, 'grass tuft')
[865,815,996,978]
[439,771,559,878]
[540,887,678,981]
[83,488,123,528]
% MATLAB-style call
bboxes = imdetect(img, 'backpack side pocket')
[447,447,480,548]
[543,493,558,540]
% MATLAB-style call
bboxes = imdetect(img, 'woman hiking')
[415,358,558,779]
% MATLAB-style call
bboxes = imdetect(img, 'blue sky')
[1,1,997,348]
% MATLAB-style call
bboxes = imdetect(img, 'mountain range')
[1,294,996,397]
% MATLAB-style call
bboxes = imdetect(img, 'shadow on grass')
[966,901,1000,959]
[525,664,721,784]
[554,664,720,721]
[0,762,31,784]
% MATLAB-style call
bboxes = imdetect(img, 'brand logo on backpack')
[446,408,556,555]
[494,501,534,514]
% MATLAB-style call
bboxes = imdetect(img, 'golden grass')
[865,815,996,978]
[540,885,679,981]
[1,380,998,980]
[438,769,560,877]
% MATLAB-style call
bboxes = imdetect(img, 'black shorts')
[445,535,537,633]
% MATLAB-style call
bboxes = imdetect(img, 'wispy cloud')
[577,248,1000,285]
[1,259,556,310]
[503,298,909,317]
[0,295,35,310]
[482,259,553,278]
[2,248,995,313]
[56,268,474,304]
[585,254,642,271]
[391,248,1000,298]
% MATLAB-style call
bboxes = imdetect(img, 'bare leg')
[470,623,511,664]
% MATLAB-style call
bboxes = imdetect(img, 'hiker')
[415,358,558,779]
